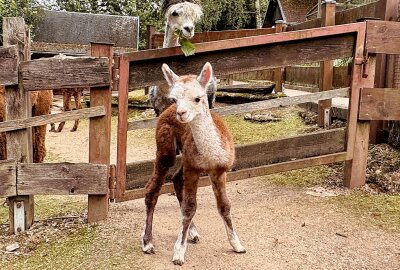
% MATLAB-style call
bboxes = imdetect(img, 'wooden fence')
[0,18,113,234]
[114,20,400,203]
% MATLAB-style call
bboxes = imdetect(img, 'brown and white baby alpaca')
[141,62,246,265]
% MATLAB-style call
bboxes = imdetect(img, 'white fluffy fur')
[164,2,203,47]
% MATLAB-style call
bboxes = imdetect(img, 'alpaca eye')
[172,11,179,16]
[170,98,177,103]
[195,97,201,103]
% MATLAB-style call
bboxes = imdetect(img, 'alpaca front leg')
[172,170,199,265]
[210,170,246,253]
[71,90,82,132]
[172,166,200,243]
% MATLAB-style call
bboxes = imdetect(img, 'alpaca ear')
[162,64,179,86]
[197,62,213,89]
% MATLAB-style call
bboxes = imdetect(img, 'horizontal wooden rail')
[117,152,347,202]
[0,45,18,86]
[20,57,110,91]
[125,128,346,190]
[0,106,105,132]
[359,88,400,120]
[17,163,108,195]
[151,28,277,48]
[0,160,17,197]
[128,88,349,130]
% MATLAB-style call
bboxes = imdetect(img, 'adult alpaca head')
[162,0,203,39]
[162,62,213,123]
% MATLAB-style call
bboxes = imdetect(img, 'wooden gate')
[113,20,400,202]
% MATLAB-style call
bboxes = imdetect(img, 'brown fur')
[142,103,242,258]
[50,88,83,132]
[0,86,53,163]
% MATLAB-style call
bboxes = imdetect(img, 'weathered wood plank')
[217,84,275,94]
[3,17,34,233]
[128,88,349,130]
[0,106,105,132]
[366,20,400,54]
[335,1,378,25]
[88,43,113,223]
[31,42,137,55]
[17,163,108,195]
[150,28,277,49]
[0,46,18,86]
[359,88,400,120]
[125,129,346,189]
[129,34,355,88]
[119,152,347,202]
[0,160,17,197]
[34,10,139,48]
[287,18,321,31]
[20,57,110,91]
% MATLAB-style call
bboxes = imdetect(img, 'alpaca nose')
[184,26,193,33]
[177,110,187,117]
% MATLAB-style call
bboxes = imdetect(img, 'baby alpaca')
[141,62,245,265]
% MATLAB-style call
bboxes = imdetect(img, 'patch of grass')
[330,192,400,233]
[0,196,86,225]
[224,107,306,144]
[260,166,332,187]
[4,226,97,270]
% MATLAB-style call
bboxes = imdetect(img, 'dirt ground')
[103,178,400,270]
[1,99,400,269]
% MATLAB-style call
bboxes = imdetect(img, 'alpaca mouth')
[182,31,194,39]
[177,115,190,123]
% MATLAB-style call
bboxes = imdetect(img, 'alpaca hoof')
[172,255,185,266]
[70,128,77,132]
[233,245,246,253]
[49,129,56,132]
[189,235,200,243]
[142,243,155,254]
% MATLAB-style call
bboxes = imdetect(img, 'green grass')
[0,196,86,224]
[223,107,306,144]
[330,192,400,233]
[4,226,97,270]
[261,166,332,187]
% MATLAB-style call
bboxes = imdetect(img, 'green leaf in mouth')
[174,30,196,56]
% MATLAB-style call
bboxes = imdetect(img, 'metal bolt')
[17,227,22,233]
[16,202,22,208]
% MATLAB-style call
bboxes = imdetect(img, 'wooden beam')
[359,88,400,120]
[125,129,346,190]
[273,20,285,93]
[31,42,137,55]
[0,160,17,197]
[149,28,277,49]
[318,0,336,128]
[3,17,34,233]
[0,46,18,86]
[128,34,356,88]
[118,152,347,202]
[17,163,108,195]
[115,58,130,199]
[20,57,110,91]
[366,21,400,54]
[88,43,113,223]
[34,10,139,48]
[0,106,105,132]
[128,88,349,130]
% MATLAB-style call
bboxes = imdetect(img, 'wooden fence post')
[318,0,336,128]
[369,0,399,143]
[274,20,286,93]
[88,43,113,223]
[3,17,34,234]
[344,55,377,188]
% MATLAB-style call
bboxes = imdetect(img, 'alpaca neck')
[188,110,226,164]
[163,24,179,48]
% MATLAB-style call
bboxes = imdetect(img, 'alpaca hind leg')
[141,124,176,254]
[172,169,199,265]
[71,90,82,132]
[57,92,71,132]
[172,166,200,243]
[49,123,56,132]
[209,170,246,253]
